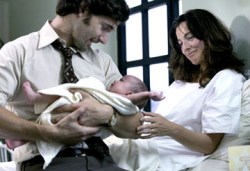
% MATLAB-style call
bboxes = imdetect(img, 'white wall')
[182,0,250,70]
[0,0,57,41]
[0,1,9,43]
[8,0,57,40]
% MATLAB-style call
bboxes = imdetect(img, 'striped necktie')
[51,39,78,83]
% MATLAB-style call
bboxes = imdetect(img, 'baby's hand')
[148,91,165,101]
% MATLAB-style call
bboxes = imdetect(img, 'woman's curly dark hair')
[56,0,130,23]
[169,9,244,87]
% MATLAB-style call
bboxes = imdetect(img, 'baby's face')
[108,76,133,95]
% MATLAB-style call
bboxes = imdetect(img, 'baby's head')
[109,75,148,108]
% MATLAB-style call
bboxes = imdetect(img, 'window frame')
[117,0,179,111]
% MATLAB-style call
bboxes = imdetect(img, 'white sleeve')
[202,70,245,134]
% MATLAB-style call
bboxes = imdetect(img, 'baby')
[24,75,164,109]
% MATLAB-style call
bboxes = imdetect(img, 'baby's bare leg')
[23,81,58,104]
[23,81,43,104]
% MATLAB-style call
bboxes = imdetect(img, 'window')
[117,0,180,111]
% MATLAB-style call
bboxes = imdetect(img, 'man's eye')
[101,25,109,31]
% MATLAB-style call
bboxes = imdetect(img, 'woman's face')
[176,21,205,65]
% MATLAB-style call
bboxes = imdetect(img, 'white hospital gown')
[153,69,245,171]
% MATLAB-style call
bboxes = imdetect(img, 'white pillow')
[209,79,250,161]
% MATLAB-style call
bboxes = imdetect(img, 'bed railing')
[0,141,13,162]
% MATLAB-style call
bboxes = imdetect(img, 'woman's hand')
[137,111,174,138]
[137,112,224,155]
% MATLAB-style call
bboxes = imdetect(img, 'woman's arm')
[138,111,224,154]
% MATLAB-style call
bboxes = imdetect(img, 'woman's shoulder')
[208,69,246,88]
[215,69,245,80]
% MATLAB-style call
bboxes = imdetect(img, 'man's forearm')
[107,108,142,139]
[0,106,101,145]
[0,107,44,141]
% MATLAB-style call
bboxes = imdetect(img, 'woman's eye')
[186,34,194,40]
[177,41,182,48]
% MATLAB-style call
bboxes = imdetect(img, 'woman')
[137,9,246,170]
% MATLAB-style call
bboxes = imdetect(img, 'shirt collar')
[37,20,93,63]
[38,20,59,49]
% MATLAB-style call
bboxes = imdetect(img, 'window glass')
[126,13,143,62]
[126,0,141,8]
[148,5,168,57]
[127,67,143,81]
[118,1,179,111]
[179,0,183,14]
[150,62,169,112]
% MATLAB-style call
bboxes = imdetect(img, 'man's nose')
[99,32,109,44]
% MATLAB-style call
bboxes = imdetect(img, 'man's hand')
[48,107,101,145]
[52,90,112,127]
[50,89,142,140]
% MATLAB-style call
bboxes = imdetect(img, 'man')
[0,0,142,170]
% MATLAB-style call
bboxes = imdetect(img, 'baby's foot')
[5,139,27,150]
